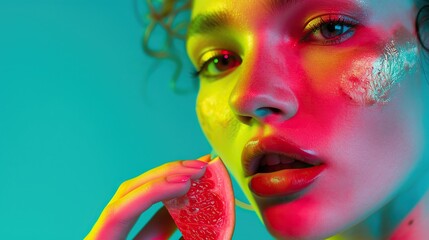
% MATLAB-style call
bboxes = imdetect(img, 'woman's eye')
[194,50,242,78]
[302,15,359,45]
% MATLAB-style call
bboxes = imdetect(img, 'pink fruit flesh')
[163,156,235,240]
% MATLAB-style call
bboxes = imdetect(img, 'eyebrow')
[187,11,230,38]
[187,0,299,38]
[264,0,299,12]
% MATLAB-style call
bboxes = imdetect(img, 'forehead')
[191,0,412,13]
[189,0,416,32]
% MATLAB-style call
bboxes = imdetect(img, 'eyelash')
[191,61,206,79]
[191,50,242,79]
[302,15,359,45]
[192,59,211,78]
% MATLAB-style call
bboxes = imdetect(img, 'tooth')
[280,155,295,164]
[265,154,281,166]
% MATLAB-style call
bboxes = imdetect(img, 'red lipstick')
[250,165,325,197]
[242,136,325,197]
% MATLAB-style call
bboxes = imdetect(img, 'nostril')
[237,115,252,124]
[255,107,282,118]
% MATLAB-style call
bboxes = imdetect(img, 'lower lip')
[249,165,326,197]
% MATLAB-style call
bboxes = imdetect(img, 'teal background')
[0,1,272,239]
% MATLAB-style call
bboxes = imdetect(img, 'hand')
[85,156,210,240]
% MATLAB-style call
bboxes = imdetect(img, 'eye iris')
[216,55,232,70]
[321,23,345,39]
[210,54,240,73]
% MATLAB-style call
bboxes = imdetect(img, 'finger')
[132,156,212,240]
[133,206,176,240]
[90,175,192,240]
[110,159,208,203]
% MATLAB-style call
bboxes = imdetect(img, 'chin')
[258,196,352,240]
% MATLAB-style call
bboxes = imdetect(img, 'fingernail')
[182,160,208,169]
[166,175,191,183]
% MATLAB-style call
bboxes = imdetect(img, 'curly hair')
[141,0,192,93]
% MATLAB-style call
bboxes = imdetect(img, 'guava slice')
[163,155,235,240]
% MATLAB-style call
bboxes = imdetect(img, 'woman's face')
[188,0,428,238]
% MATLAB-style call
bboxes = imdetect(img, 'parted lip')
[241,135,323,177]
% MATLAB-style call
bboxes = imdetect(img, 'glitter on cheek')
[340,40,418,105]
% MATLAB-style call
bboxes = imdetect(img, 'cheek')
[340,39,418,105]
[301,26,419,106]
[196,92,236,141]
[301,47,353,94]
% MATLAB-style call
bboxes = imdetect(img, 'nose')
[228,61,299,124]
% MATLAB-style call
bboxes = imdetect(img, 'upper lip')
[241,135,323,177]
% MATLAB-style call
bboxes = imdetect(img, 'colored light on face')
[188,0,428,239]
[197,95,233,130]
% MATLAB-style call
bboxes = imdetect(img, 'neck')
[334,163,429,240]
[385,163,429,240]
